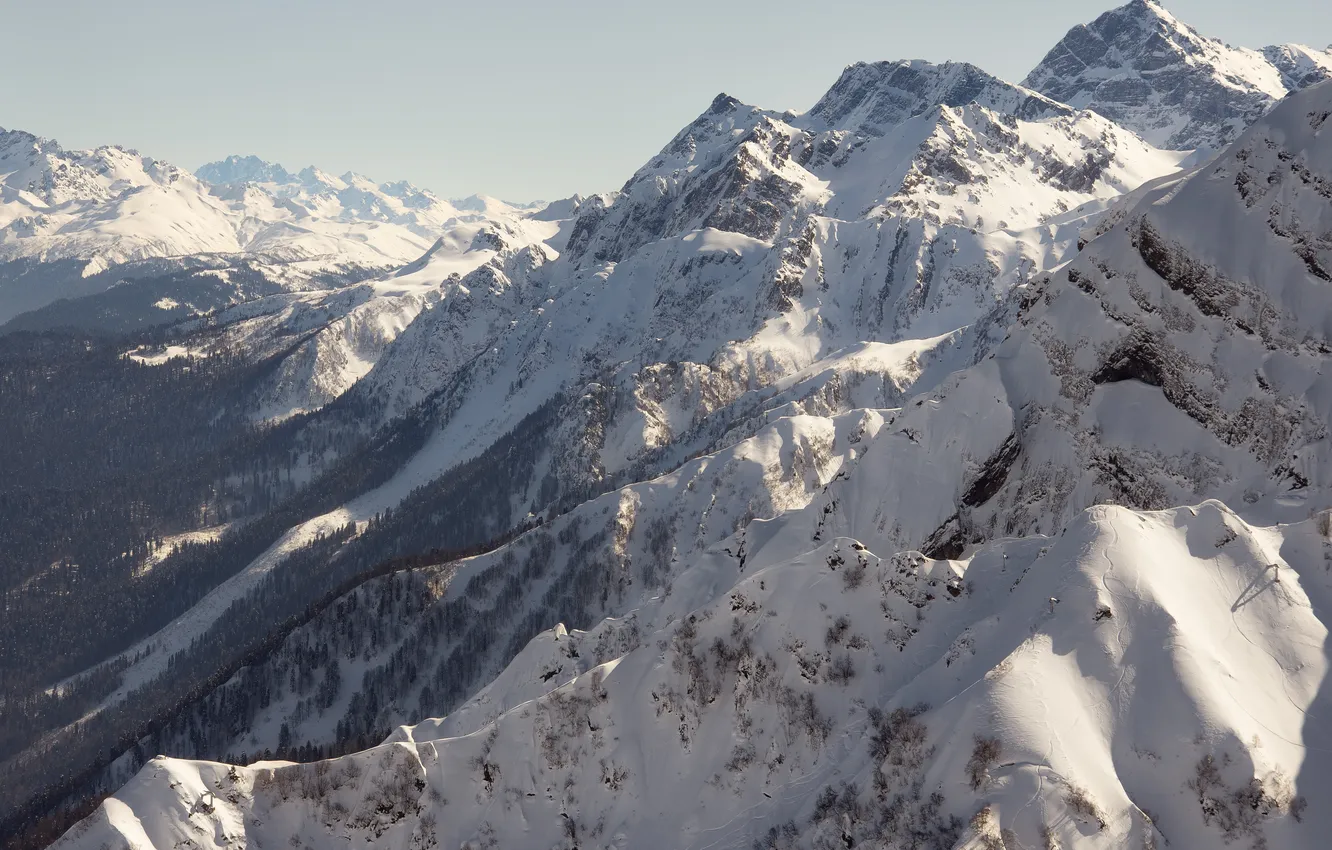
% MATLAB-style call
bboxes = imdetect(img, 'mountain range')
[0,132,534,328]
[3,3,1332,849]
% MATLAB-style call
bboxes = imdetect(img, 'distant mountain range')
[0,132,537,326]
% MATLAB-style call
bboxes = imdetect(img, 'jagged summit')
[195,154,294,186]
[195,157,533,218]
[1024,0,1332,150]
[707,92,743,114]
[806,59,1069,135]
[0,128,544,325]
[197,157,372,192]
[0,126,45,149]
[567,53,1181,271]
[0,129,234,266]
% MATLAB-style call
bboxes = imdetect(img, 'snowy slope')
[69,402,896,789]
[55,502,1332,850]
[1024,0,1332,152]
[53,66,1332,850]
[736,79,1332,576]
[151,214,566,421]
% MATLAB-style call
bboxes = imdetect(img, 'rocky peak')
[294,165,345,192]
[195,154,294,186]
[707,92,743,115]
[1021,0,1326,151]
[0,127,53,160]
[805,59,1068,136]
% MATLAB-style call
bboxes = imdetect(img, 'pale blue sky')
[3,0,1327,201]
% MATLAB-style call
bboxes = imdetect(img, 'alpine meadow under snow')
[2,2,1332,849]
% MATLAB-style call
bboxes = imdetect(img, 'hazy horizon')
[3,0,1328,202]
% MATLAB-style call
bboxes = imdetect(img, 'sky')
[2,0,1329,202]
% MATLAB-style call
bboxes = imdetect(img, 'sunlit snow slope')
[54,502,1332,850]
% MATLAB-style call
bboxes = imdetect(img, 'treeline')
[0,315,464,765]
[2,322,708,850]
[0,508,555,850]
[0,329,324,727]
[0,394,573,846]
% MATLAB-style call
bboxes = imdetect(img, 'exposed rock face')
[1264,43,1332,91]
[803,80,1332,562]
[808,59,1071,134]
[1024,0,1332,151]
[352,60,1183,504]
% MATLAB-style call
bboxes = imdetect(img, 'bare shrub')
[969,805,1005,850]
[867,704,931,794]
[842,559,867,590]
[966,736,1002,790]
[753,820,799,850]
[1189,755,1304,842]
[827,654,856,685]
[725,743,757,773]
[1065,784,1106,831]
[825,616,851,647]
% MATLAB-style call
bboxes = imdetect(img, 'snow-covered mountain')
[0,133,538,326]
[0,129,252,322]
[0,129,238,267]
[9,5,1332,850]
[195,153,536,261]
[346,60,1185,454]
[51,75,1332,850]
[1024,0,1332,151]
[5,54,1192,836]
[132,212,566,421]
